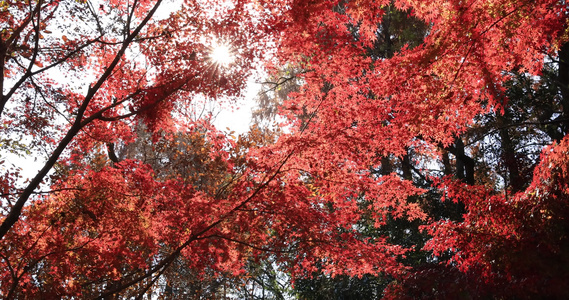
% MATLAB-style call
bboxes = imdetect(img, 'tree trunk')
[497,115,523,193]
[558,42,569,137]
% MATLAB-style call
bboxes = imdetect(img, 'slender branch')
[0,187,84,198]
[6,240,93,300]
[0,0,44,117]
[126,0,140,39]
[0,252,17,293]
[209,234,293,253]
[452,4,527,83]
[465,118,569,147]
[86,0,105,36]
[134,264,167,300]
[6,224,51,300]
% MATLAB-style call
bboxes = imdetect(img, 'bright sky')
[214,77,261,135]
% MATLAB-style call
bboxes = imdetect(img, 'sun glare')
[210,44,234,66]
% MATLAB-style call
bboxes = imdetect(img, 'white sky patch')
[214,76,261,135]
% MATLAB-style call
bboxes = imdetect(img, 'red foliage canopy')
[0,0,567,297]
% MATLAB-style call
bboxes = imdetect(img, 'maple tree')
[256,0,569,298]
[0,0,273,297]
[1,0,569,298]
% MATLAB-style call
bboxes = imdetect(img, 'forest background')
[0,0,568,298]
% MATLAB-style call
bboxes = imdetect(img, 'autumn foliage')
[1,0,568,298]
